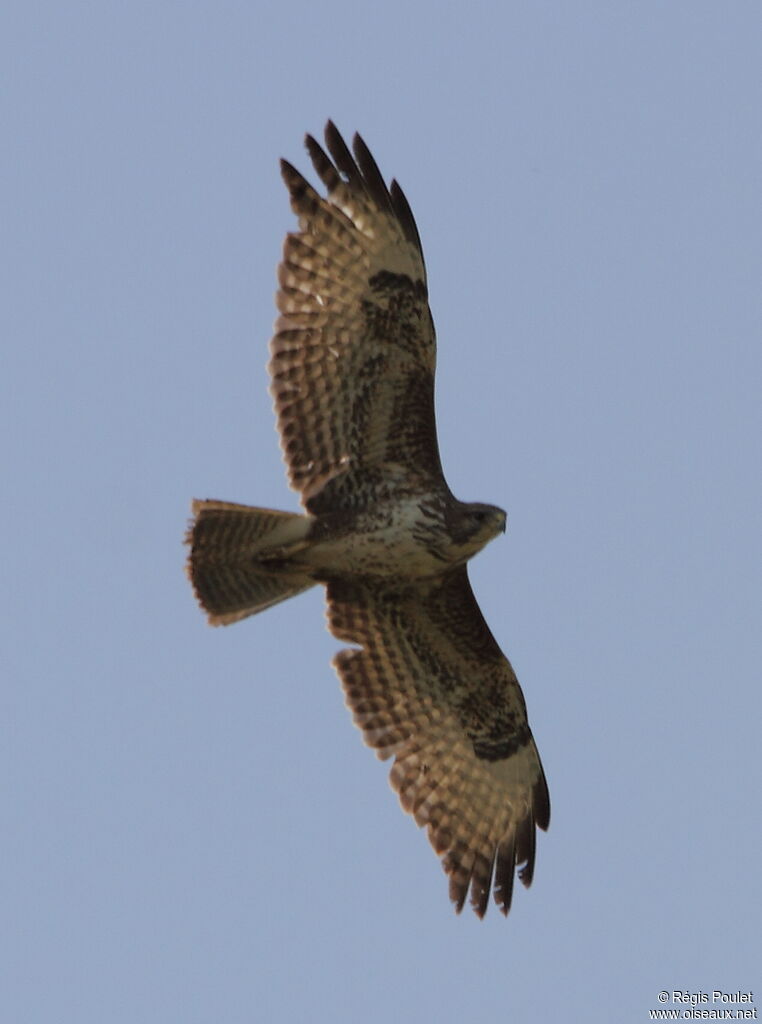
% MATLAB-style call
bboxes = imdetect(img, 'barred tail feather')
[186,500,315,625]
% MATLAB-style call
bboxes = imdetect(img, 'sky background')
[3,2,760,1021]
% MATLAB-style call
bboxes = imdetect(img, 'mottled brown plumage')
[186,122,549,917]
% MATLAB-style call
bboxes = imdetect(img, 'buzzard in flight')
[186,122,549,917]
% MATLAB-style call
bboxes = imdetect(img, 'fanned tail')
[186,500,315,625]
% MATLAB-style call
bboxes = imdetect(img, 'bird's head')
[451,501,507,560]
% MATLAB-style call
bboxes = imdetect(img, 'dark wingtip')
[305,132,339,191]
[352,131,395,216]
[534,768,551,832]
[279,158,305,194]
[290,122,425,260]
[470,886,490,919]
[310,120,339,161]
[323,120,362,187]
[449,873,468,916]
[390,179,424,254]
[493,837,516,916]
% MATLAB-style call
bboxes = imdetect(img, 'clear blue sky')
[3,2,760,1021]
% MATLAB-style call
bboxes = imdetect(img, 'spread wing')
[326,567,550,917]
[271,121,445,514]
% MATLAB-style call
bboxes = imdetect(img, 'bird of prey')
[186,122,549,917]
